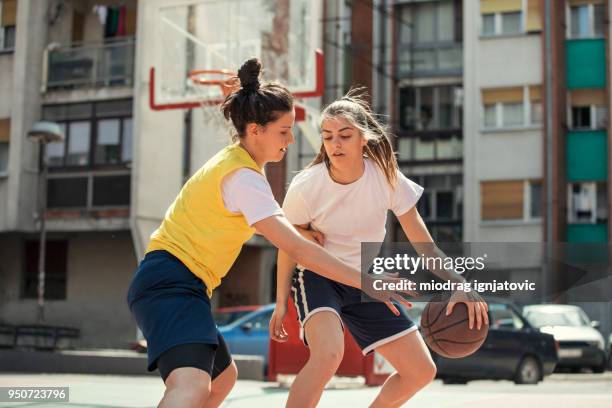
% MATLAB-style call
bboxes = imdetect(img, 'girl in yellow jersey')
[127,59,409,408]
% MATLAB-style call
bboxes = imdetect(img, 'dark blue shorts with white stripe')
[291,268,417,355]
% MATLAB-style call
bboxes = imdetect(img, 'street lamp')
[27,121,64,323]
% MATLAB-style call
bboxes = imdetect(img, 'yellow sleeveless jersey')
[146,144,263,297]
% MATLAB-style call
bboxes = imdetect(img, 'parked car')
[214,305,262,327]
[405,299,558,384]
[609,333,612,369]
[218,304,274,370]
[523,304,607,373]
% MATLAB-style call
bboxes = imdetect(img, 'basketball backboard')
[145,0,323,111]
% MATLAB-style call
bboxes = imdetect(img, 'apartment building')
[0,0,138,347]
[0,0,324,348]
[463,0,611,334]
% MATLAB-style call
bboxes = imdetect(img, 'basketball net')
[188,70,240,140]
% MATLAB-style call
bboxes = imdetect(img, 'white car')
[523,304,607,373]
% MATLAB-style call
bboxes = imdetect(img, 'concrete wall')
[478,35,542,87]
[477,130,542,180]
[131,0,186,257]
[478,223,542,242]
[0,232,137,348]
[0,50,14,231]
[462,0,480,242]
[6,0,50,233]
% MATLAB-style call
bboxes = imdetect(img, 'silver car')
[523,304,607,373]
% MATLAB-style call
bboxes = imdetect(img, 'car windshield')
[214,310,254,326]
[524,310,589,328]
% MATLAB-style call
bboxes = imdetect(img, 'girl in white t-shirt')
[270,91,488,408]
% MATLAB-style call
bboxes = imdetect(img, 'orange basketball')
[420,295,488,358]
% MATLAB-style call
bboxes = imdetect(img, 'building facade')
[0,0,138,348]
[1,0,610,348]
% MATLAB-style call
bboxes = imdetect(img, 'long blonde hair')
[309,89,398,188]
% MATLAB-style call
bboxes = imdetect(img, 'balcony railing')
[44,38,135,91]
[397,43,463,78]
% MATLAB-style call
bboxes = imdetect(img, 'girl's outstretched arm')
[255,215,361,288]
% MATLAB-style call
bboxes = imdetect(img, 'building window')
[0,24,14,50]
[0,0,17,51]
[571,107,592,128]
[569,89,608,130]
[531,101,543,125]
[529,180,542,219]
[66,121,91,166]
[397,1,462,76]
[481,179,542,221]
[412,174,462,221]
[482,180,523,220]
[502,102,524,127]
[0,117,9,173]
[569,3,605,39]
[96,119,121,164]
[397,134,462,162]
[47,177,88,208]
[47,173,130,210]
[482,13,496,35]
[481,0,543,35]
[482,85,542,129]
[400,86,462,131]
[43,100,133,169]
[568,182,607,224]
[92,174,130,207]
[395,173,462,242]
[23,240,68,300]
[481,12,523,36]
[501,11,522,34]
[0,142,8,172]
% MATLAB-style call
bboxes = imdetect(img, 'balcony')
[397,43,463,78]
[46,171,130,213]
[567,224,608,243]
[44,38,135,91]
[566,131,607,182]
[566,39,606,89]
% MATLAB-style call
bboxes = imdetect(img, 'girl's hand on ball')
[446,290,489,330]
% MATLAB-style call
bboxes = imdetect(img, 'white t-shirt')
[282,159,423,269]
[221,168,283,226]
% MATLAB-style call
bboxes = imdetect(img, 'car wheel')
[592,356,606,374]
[514,356,541,385]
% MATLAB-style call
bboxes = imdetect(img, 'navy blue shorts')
[126,250,226,373]
[291,269,417,355]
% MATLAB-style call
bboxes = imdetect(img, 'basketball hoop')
[187,69,240,139]
[188,69,240,98]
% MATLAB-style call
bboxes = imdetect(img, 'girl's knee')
[422,360,437,384]
[310,343,344,375]
[396,358,436,390]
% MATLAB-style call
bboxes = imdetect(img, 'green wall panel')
[566,39,607,89]
[567,131,608,182]
[566,223,608,243]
